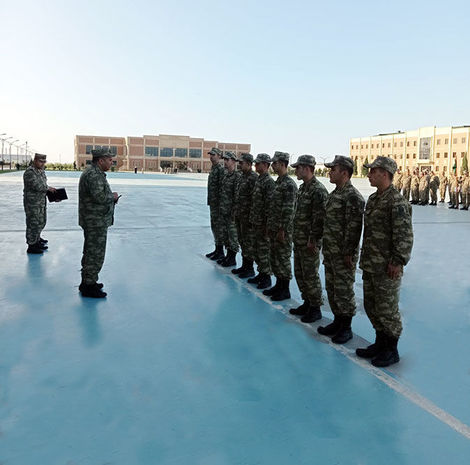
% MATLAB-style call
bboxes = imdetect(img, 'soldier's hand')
[48,187,57,193]
[276,229,285,242]
[344,255,353,269]
[387,263,402,280]
[113,192,119,203]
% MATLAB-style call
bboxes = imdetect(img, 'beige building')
[350,125,470,174]
[74,134,251,172]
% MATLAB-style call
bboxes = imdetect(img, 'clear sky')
[1,0,469,163]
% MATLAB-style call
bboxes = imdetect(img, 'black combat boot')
[317,316,341,335]
[38,241,48,250]
[80,283,107,298]
[263,278,279,296]
[331,316,353,344]
[371,334,400,367]
[232,257,247,274]
[216,249,227,264]
[460,206,468,210]
[248,273,262,284]
[271,279,291,301]
[356,331,385,358]
[27,243,44,254]
[289,300,310,316]
[79,282,104,292]
[256,273,272,289]
[300,305,322,323]
[238,259,255,278]
[210,246,225,261]
[206,246,218,258]
[221,249,237,267]
[39,237,48,244]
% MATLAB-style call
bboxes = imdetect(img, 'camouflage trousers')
[253,227,271,275]
[236,219,255,260]
[418,187,429,203]
[25,205,46,245]
[450,192,459,206]
[209,205,224,247]
[402,186,410,201]
[220,215,239,252]
[439,186,447,201]
[411,186,419,203]
[294,246,323,306]
[430,187,438,203]
[270,235,293,280]
[81,227,108,285]
[324,256,356,316]
[362,271,403,338]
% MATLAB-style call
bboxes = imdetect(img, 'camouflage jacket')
[250,172,275,229]
[23,165,48,209]
[79,164,115,229]
[393,173,403,190]
[207,162,225,207]
[234,170,258,220]
[402,174,411,189]
[438,174,448,187]
[293,176,328,247]
[419,175,430,189]
[323,180,364,259]
[411,175,420,188]
[429,175,440,190]
[267,174,298,235]
[219,170,241,217]
[360,185,413,273]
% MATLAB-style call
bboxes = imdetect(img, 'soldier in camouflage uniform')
[438,170,449,202]
[429,171,440,205]
[401,169,411,201]
[460,171,470,210]
[393,168,403,192]
[23,153,57,254]
[448,173,460,209]
[410,169,420,204]
[206,147,225,261]
[264,151,298,301]
[232,153,258,278]
[418,170,430,205]
[288,155,328,322]
[247,154,276,289]
[217,151,241,267]
[357,156,413,367]
[79,148,119,298]
[317,156,364,344]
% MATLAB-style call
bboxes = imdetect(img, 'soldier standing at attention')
[438,170,449,203]
[429,171,440,206]
[232,153,258,278]
[410,169,420,204]
[288,155,327,322]
[264,152,298,301]
[418,170,430,205]
[247,154,276,290]
[356,157,413,367]
[401,168,412,201]
[393,168,403,192]
[460,171,470,210]
[217,151,241,267]
[449,173,460,209]
[317,156,364,343]
[23,153,57,254]
[79,148,119,298]
[206,147,225,261]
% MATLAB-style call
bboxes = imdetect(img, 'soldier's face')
[367,167,386,187]
[33,159,46,170]
[98,157,113,172]
[239,160,252,173]
[328,165,342,184]
[271,160,280,174]
[210,154,220,165]
[224,158,235,171]
[255,162,267,174]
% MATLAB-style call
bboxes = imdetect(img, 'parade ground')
[1,170,470,465]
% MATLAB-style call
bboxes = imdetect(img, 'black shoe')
[27,243,44,254]
[460,206,468,210]
[331,316,353,344]
[80,283,107,298]
[216,254,227,264]
[371,335,400,367]
[79,282,104,292]
[205,247,217,258]
[317,317,341,335]
[289,300,310,316]
[211,247,225,261]
[238,267,255,278]
[263,278,279,296]
[248,273,262,284]
[221,250,237,267]
[300,305,322,323]
[39,237,48,244]
[231,258,246,274]
[38,241,48,250]
[356,331,384,358]
[256,274,272,289]
[271,281,291,301]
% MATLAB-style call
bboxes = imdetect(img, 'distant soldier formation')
[393,167,470,209]
[206,151,413,368]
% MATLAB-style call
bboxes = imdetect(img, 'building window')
[413,141,417,146]
[436,153,440,158]
[444,152,448,158]
[365,144,368,149]
[407,154,410,159]
[85,145,93,154]
[356,145,359,149]
[175,148,188,158]
[407,141,410,147]
[445,138,449,144]
[453,152,457,157]
[413,153,416,159]
[161,147,173,158]
[361,145,363,149]
[189,149,202,158]
[437,139,441,145]
[462,137,466,144]
[453,138,457,144]
[351,145,354,150]
[110,146,117,155]
[145,146,159,157]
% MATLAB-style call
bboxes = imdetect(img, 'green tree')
[353,158,358,176]
[461,153,468,174]
[361,157,369,177]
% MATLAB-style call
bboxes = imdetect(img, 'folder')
[47,188,68,202]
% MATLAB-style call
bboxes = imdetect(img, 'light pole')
[9,139,19,167]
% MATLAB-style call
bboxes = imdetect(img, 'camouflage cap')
[91,148,114,159]
[254,153,271,164]
[238,152,253,163]
[34,153,47,161]
[272,151,290,163]
[363,156,397,175]
[291,154,316,168]
[324,155,354,170]
[208,147,222,156]
[222,151,238,160]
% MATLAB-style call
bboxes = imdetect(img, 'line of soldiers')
[206,150,413,368]
[393,168,470,209]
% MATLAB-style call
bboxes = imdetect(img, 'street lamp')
[8,139,19,166]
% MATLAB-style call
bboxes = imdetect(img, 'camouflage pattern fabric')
[429,175,440,203]
[411,174,420,203]
[23,165,48,245]
[439,173,448,201]
[207,162,225,246]
[234,170,258,260]
[250,172,275,274]
[401,173,411,200]
[267,174,298,279]
[418,174,430,203]
[462,176,470,208]
[323,180,364,316]
[393,171,403,190]
[81,227,108,284]
[293,177,327,304]
[219,170,241,252]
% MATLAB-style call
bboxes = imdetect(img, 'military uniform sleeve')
[343,191,364,255]
[23,169,48,193]
[280,181,298,230]
[308,186,327,243]
[390,198,413,266]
